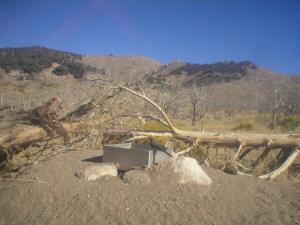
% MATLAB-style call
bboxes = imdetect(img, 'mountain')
[0,46,161,80]
[82,55,161,80]
[0,46,95,78]
[0,46,299,113]
[0,46,297,88]
[147,60,257,86]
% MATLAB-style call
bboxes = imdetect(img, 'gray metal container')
[103,143,173,170]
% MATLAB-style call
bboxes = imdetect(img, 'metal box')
[103,143,173,170]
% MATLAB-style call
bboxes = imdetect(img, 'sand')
[0,150,299,225]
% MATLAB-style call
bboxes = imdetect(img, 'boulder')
[172,157,212,185]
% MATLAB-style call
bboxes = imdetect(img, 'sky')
[0,0,299,74]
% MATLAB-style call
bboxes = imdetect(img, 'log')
[172,130,300,149]
[1,94,299,152]
[0,120,103,148]
[88,78,300,178]
[1,85,300,178]
[2,124,299,150]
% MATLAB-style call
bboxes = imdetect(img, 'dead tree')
[271,82,281,128]
[87,78,300,179]
[1,79,300,179]
[283,92,300,115]
[158,85,181,116]
[188,81,209,125]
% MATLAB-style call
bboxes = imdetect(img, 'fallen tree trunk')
[87,78,300,179]
[1,125,300,150]
[88,78,300,150]
[1,77,300,178]
[0,120,103,149]
[2,119,298,179]
[2,86,299,152]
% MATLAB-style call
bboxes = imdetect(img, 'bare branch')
[126,136,148,143]
[231,143,244,161]
[259,149,299,179]
[235,161,252,171]
[88,78,178,133]
[175,147,193,156]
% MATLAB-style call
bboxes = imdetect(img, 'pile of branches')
[0,78,299,179]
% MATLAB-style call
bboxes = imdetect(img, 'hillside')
[0,46,299,113]
[194,67,300,111]
[0,46,96,78]
[0,46,161,80]
[82,55,161,80]
[138,60,299,111]
[147,60,257,86]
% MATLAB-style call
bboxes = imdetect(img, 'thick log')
[0,120,103,148]
[97,129,300,150]
[1,88,300,177]
[1,123,299,150]
[172,129,300,149]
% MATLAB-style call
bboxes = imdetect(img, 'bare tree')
[271,82,282,128]
[282,92,300,115]
[188,81,209,125]
[157,85,181,117]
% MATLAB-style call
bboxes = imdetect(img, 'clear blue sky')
[0,0,299,74]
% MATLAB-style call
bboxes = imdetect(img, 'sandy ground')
[0,150,299,225]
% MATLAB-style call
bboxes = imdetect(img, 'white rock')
[171,156,212,185]
[75,164,118,181]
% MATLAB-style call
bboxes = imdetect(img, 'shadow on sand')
[82,155,103,163]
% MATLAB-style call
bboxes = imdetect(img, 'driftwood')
[88,78,300,179]
[1,77,300,178]
[88,78,300,148]
[0,96,106,167]
[0,90,124,148]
